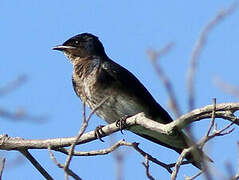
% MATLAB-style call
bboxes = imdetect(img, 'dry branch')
[187,1,239,111]
[0,102,238,179]
[19,150,53,180]
[142,155,156,180]
[0,75,27,97]
[48,147,82,180]
[214,77,239,99]
[147,43,181,118]
[0,107,47,123]
[0,157,6,180]
[0,103,238,152]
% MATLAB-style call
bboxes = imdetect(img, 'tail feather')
[184,149,213,169]
[130,126,212,169]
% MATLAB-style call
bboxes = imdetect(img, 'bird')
[53,33,210,169]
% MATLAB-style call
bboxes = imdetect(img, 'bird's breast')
[80,73,145,124]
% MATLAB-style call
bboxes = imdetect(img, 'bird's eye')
[75,40,79,44]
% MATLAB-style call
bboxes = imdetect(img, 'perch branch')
[0,103,238,152]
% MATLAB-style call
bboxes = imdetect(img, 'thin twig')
[214,76,239,99]
[64,97,109,179]
[199,122,235,149]
[19,149,53,180]
[0,157,6,180]
[57,139,128,156]
[0,75,27,97]
[200,98,217,180]
[142,155,155,180]
[0,107,47,123]
[48,147,64,168]
[184,171,203,180]
[174,102,239,129]
[147,43,181,118]
[172,114,235,179]
[48,147,82,180]
[131,142,173,173]
[171,147,193,180]
[206,98,217,137]
[187,0,239,111]
[56,139,192,174]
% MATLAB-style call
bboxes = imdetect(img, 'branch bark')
[187,0,239,111]
[0,157,6,180]
[0,102,238,153]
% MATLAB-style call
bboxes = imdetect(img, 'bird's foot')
[116,115,131,134]
[94,125,105,142]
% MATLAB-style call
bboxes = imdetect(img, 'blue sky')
[1,0,239,179]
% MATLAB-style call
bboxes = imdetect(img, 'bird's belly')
[84,87,144,124]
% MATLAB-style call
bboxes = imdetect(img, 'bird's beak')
[52,45,76,51]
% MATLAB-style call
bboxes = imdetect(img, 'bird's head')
[53,33,106,63]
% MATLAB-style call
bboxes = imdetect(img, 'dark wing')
[99,59,173,124]
[98,59,208,169]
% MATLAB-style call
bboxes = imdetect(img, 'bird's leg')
[94,125,105,142]
[116,115,131,134]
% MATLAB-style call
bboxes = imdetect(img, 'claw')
[116,115,131,134]
[94,125,105,142]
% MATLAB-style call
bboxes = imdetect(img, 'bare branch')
[199,122,235,150]
[171,147,194,180]
[19,149,53,180]
[58,139,175,173]
[173,103,239,129]
[0,103,238,152]
[187,0,239,111]
[0,75,27,97]
[172,99,235,179]
[48,147,82,180]
[142,155,155,180]
[172,119,235,180]
[147,43,181,118]
[63,97,109,179]
[184,171,203,180]
[0,107,47,123]
[0,76,46,123]
[214,76,239,99]
[57,139,178,174]
[206,98,217,137]
[200,98,217,180]
[147,43,174,62]
[57,139,128,156]
[0,102,237,179]
[48,147,64,168]
[131,142,174,173]
[0,157,6,180]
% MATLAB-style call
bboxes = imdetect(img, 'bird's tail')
[130,125,212,169]
[181,147,213,169]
